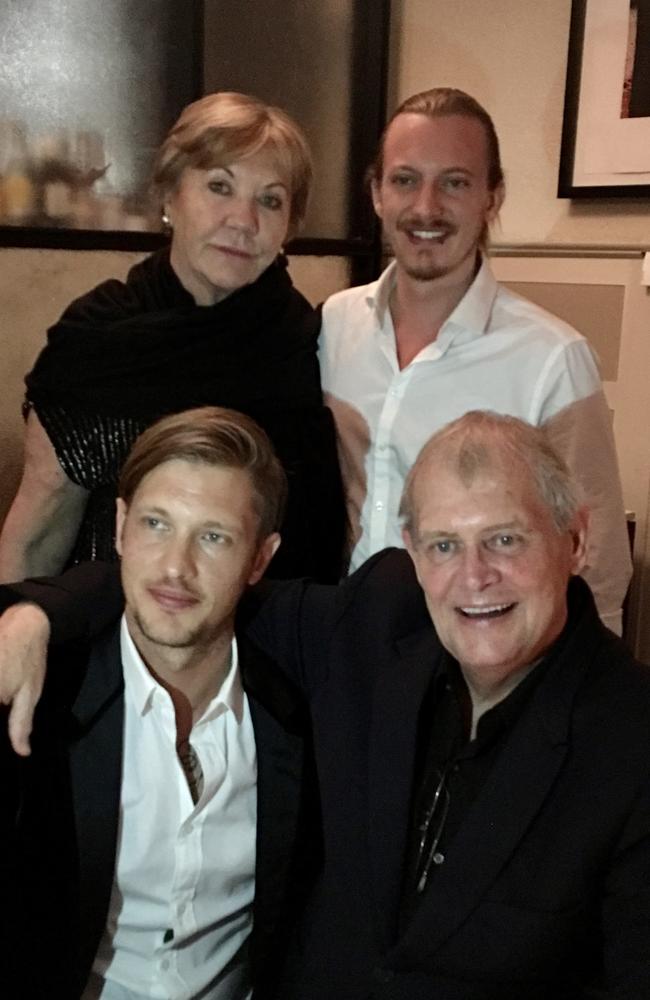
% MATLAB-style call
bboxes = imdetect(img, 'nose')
[160,534,196,581]
[459,545,500,590]
[225,195,259,234]
[412,181,443,219]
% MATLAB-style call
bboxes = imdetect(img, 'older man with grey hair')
[1,411,649,999]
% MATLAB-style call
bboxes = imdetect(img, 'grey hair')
[399,411,581,538]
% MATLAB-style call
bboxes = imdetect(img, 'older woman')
[0,92,345,582]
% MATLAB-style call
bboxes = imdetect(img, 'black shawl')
[25,249,346,581]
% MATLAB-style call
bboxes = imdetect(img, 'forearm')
[0,562,123,643]
[0,498,84,581]
[544,394,631,633]
[0,411,89,582]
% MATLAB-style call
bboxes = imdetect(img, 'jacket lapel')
[68,625,124,982]
[396,694,568,959]
[367,625,444,948]
[239,636,310,972]
[393,591,600,960]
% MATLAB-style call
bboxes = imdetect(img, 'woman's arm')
[0,411,89,581]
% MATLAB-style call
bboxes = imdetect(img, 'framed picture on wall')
[558,0,650,197]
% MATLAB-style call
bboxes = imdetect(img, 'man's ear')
[402,525,421,566]
[402,527,425,589]
[370,176,383,220]
[402,526,415,557]
[486,181,505,223]
[568,506,590,576]
[247,532,281,587]
[115,498,128,558]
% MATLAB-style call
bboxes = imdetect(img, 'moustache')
[397,217,458,237]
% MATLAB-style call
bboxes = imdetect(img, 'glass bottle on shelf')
[0,120,35,223]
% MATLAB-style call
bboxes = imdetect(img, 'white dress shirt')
[320,258,631,632]
[83,618,257,1000]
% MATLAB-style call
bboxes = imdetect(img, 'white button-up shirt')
[320,258,631,632]
[85,619,257,1000]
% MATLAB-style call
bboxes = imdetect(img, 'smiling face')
[116,459,279,674]
[403,458,587,695]
[165,146,291,305]
[371,112,504,285]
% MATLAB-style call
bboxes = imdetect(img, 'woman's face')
[165,147,292,305]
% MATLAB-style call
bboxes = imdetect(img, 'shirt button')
[433,852,445,865]
[161,959,170,971]
[375,501,384,511]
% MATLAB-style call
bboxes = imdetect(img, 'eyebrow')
[418,520,529,540]
[135,504,169,517]
[389,164,475,176]
[212,165,289,190]
[135,505,237,530]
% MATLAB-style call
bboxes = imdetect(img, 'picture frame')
[558,0,650,198]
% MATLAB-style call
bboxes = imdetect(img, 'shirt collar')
[365,259,397,324]
[120,616,243,723]
[440,255,499,346]
[366,255,499,353]
[435,650,549,751]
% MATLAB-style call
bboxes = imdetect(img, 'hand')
[0,603,50,756]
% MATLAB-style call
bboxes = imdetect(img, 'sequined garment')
[34,407,149,564]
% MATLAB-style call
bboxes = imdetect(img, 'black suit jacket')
[3,552,650,999]
[5,621,317,1000]
[246,549,650,1000]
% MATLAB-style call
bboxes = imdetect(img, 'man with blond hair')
[2,406,314,1000]
[320,86,631,633]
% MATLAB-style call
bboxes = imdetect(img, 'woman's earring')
[161,212,172,229]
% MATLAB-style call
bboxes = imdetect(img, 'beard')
[402,258,457,282]
[391,215,484,283]
[131,608,203,649]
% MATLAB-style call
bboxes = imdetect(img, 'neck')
[462,659,537,740]
[169,244,231,306]
[128,618,235,723]
[390,253,479,368]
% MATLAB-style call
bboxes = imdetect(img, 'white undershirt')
[83,617,257,1000]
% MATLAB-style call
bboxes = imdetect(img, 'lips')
[210,244,255,260]
[147,586,200,612]
[456,603,516,621]
[398,218,457,243]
